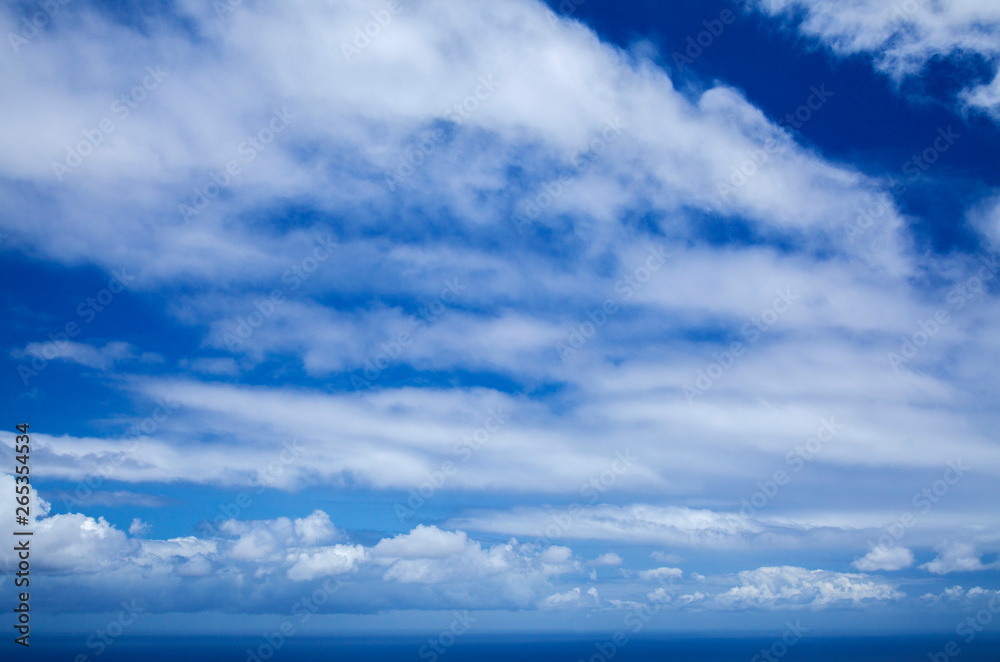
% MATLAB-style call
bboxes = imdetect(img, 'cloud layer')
[0,0,998,628]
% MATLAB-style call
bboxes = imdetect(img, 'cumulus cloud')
[129,518,151,536]
[0,479,584,613]
[176,554,214,578]
[286,545,369,582]
[371,525,577,597]
[33,513,137,574]
[591,553,623,566]
[922,541,991,574]
[0,475,965,618]
[373,525,473,562]
[647,587,675,603]
[713,566,904,609]
[852,546,915,572]
[139,536,218,564]
[293,510,339,546]
[921,585,1000,603]
[638,566,684,581]
[540,587,599,609]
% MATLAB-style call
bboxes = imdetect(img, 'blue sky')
[2,0,1000,639]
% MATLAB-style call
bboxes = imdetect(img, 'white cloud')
[293,510,339,546]
[450,504,763,547]
[286,544,368,582]
[591,552,623,566]
[714,566,904,609]
[139,536,218,563]
[0,480,586,613]
[16,341,138,370]
[227,524,281,562]
[852,546,914,571]
[176,554,214,578]
[33,513,137,574]
[962,71,1000,120]
[0,0,912,283]
[371,525,576,590]
[922,541,990,574]
[373,525,473,561]
[129,518,151,536]
[0,474,973,618]
[0,3,994,567]
[921,585,1000,603]
[970,194,1000,250]
[0,0,996,622]
[677,591,707,605]
[647,587,674,603]
[638,566,684,581]
[754,0,1000,119]
[540,587,584,609]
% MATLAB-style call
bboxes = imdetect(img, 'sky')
[1,0,1000,642]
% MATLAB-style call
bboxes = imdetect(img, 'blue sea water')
[21,634,1000,661]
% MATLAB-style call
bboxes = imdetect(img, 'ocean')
[20,634,1000,661]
